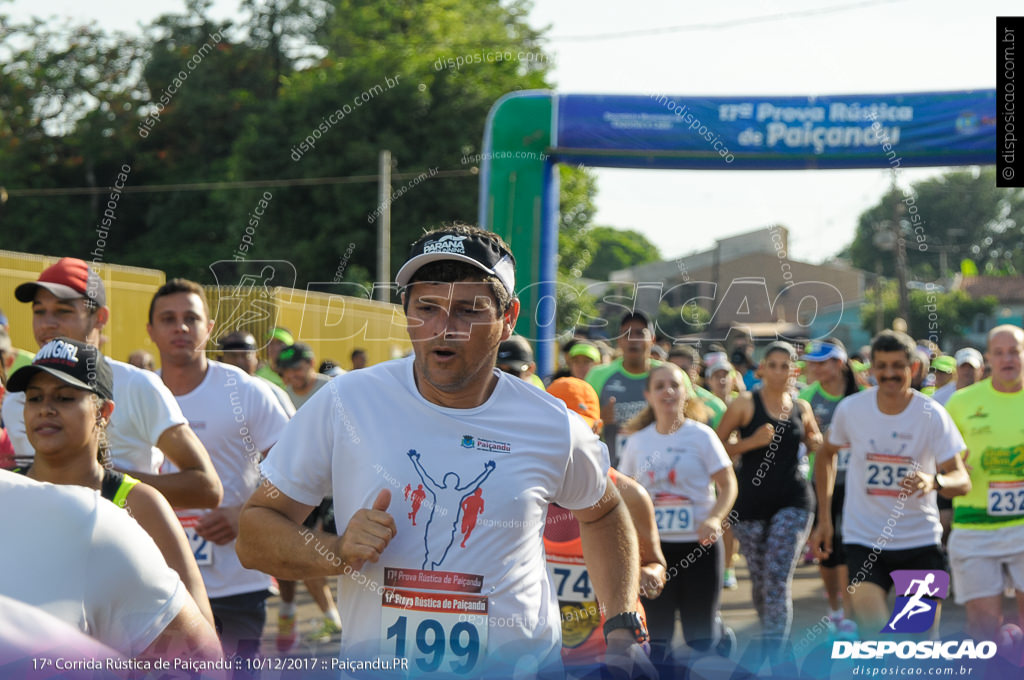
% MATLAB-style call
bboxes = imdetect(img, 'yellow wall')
[0,250,411,369]
[0,250,166,362]
[205,285,410,369]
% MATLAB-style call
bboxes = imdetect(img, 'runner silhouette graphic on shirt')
[407,449,495,569]
[408,484,426,525]
[460,488,486,548]
[888,573,939,630]
[404,483,411,501]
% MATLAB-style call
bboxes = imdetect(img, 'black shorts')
[845,542,945,592]
[820,484,846,568]
[810,481,847,568]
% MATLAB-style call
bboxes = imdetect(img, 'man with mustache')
[811,330,970,635]
[237,224,654,678]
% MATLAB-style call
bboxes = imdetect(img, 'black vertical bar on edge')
[998,17,1024,187]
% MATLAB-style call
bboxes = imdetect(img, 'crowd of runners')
[1,225,1023,679]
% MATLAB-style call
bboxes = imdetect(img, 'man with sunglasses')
[238,224,654,678]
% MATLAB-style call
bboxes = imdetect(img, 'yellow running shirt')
[945,378,1024,530]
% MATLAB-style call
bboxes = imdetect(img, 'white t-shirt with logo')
[4,358,188,473]
[260,356,609,675]
[828,389,965,550]
[164,361,289,598]
[619,420,731,543]
[0,471,186,656]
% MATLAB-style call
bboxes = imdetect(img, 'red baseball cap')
[15,258,106,307]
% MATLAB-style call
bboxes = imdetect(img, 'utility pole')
[377,150,392,302]
[890,179,910,335]
[875,262,885,334]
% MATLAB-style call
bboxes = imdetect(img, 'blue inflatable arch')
[478,89,997,374]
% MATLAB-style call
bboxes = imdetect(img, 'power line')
[548,0,908,42]
[3,168,476,197]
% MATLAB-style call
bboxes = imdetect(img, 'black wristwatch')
[934,473,945,492]
[603,611,649,644]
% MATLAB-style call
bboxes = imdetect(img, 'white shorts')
[948,526,1024,604]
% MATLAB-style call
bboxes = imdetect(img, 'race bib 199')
[178,514,212,565]
[988,481,1024,517]
[381,567,487,674]
[865,453,915,497]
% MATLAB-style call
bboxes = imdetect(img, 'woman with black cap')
[7,337,214,627]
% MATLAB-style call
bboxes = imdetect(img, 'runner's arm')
[935,453,970,498]
[702,465,738,544]
[126,424,223,509]
[811,439,839,559]
[573,478,640,623]
[798,399,823,451]
[126,483,215,628]
[137,591,222,663]
[903,452,970,498]
[715,394,771,460]
[237,482,395,579]
[573,479,656,676]
[236,481,330,579]
[613,474,666,598]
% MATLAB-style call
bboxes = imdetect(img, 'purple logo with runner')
[883,570,949,634]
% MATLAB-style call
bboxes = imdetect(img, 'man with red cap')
[2,258,221,509]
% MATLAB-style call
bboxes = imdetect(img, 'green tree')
[554,164,599,334]
[859,281,996,345]
[656,301,710,340]
[582,226,662,281]
[0,0,569,295]
[228,0,554,291]
[0,17,148,257]
[845,168,1024,279]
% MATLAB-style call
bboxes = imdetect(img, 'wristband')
[602,611,649,644]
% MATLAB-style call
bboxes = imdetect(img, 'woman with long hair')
[8,337,214,627]
[716,341,822,656]
[620,363,738,662]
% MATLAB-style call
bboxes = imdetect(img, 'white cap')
[954,347,983,368]
[705,356,733,380]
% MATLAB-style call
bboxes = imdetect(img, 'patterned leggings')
[732,507,813,638]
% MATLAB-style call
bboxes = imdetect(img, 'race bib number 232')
[178,515,212,565]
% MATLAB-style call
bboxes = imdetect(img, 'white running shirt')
[164,361,289,598]
[619,420,731,543]
[260,356,609,675]
[828,389,965,550]
[0,471,186,656]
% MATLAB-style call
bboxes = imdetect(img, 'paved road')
[257,553,1018,675]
